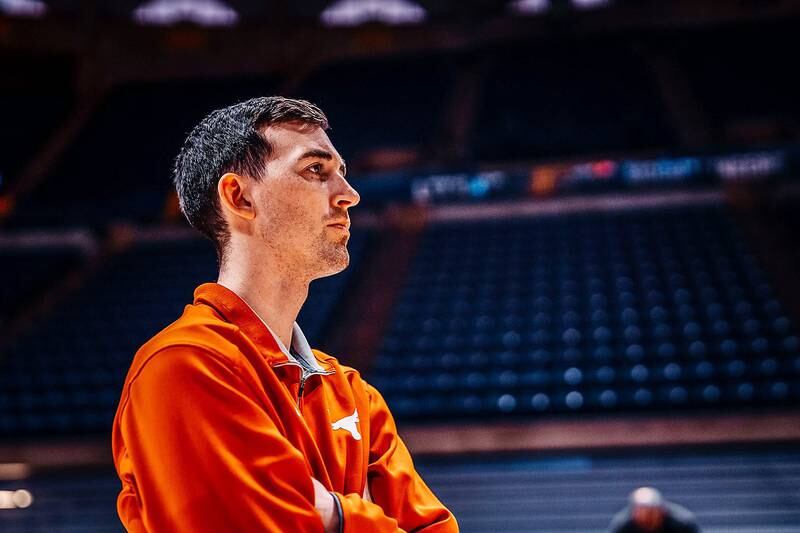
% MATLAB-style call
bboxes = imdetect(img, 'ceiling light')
[321,0,426,27]
[133,0,238,27]
[508,0,551,16]
[0,0,47,18]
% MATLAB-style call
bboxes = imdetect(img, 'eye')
[304,162,329,181]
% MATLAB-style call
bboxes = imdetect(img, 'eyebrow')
[298,149,347,176]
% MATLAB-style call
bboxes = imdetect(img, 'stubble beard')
[313,232,350,279]
[256,212,349,281]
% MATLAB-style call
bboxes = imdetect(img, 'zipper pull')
[297,375,307,409]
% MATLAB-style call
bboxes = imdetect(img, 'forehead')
[262,122,341,162]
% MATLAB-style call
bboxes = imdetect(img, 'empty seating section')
[12,76,276,227]
[371,205,800,420]
[0,245,85,326]
[0,239,217,437]
[473,41,674,161]
[290,54,455,162]
[0,233,367,437]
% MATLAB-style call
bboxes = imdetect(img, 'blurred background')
[1,0,800,531]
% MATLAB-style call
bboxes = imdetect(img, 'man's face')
[249,122,359,281]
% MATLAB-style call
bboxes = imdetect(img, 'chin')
[313,247,350,279]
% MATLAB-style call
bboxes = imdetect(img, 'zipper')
[297,373,308,409]
[272,360,335,409]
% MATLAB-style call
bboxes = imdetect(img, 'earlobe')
[218,172,256,221]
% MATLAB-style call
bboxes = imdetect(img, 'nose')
[333,175,360,209]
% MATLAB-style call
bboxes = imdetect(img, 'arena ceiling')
[3,0,615,25]
[6,0,797,29]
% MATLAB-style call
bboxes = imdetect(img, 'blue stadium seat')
[371,206,800,420]
[0,245,86,327]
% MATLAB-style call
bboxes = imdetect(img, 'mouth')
[327,221,350,231]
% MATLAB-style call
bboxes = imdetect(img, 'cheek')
[260,180,326,240]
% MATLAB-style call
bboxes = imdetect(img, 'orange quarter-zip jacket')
[112,282,458,532]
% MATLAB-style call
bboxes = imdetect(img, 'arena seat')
[371,205,800,420]
[0,245,86,328]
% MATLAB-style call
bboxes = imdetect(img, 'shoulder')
[136,299,260,367]
[141,301,245,360]
[310,349,386,399]
[311,348,362,379]
[666,502,699,531]
[121,303,251,402]
[608,507,633,533]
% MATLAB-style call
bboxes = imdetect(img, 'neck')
[217,250,309,349]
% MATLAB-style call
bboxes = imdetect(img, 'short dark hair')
[173,96,329,262]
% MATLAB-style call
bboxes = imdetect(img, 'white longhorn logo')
[331,409,361,441]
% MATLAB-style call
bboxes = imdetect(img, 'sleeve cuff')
[330,491,344,533]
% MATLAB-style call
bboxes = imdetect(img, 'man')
[111,96,458,532]
[609,487,700,533]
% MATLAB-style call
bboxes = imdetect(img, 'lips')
[327,221,350,230]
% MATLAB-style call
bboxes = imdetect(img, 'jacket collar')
[193,282,333,372]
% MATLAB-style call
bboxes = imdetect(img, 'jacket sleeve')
[116,346,325,533]
[333,380,458,533]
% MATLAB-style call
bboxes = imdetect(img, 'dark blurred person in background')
[609,487,700,533]
[111,96,457,533]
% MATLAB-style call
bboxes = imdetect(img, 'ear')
[217,172,255,221]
